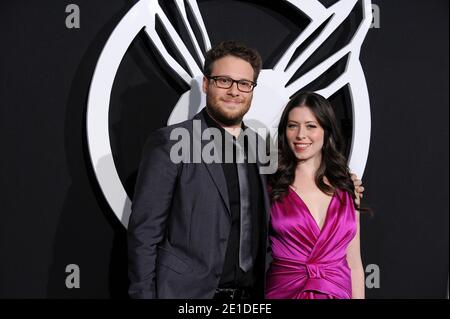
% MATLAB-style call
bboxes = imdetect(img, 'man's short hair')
[203,41,263,82]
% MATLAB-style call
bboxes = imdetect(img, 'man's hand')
[351,173,364,208]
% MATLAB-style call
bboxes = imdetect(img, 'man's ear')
[202,76,208,94]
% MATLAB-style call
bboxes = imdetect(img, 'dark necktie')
[235,140,253,272]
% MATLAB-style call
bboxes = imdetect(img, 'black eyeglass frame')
[207,75,257,93]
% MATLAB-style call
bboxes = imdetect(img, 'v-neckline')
[288,186,336,233]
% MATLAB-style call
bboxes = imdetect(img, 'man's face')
[203,55,255,126]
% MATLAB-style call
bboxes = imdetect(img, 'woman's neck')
[295,156,321,178]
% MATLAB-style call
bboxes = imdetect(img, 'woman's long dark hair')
[269,92,360,210]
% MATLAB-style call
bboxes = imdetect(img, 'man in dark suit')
[128,41,270,299]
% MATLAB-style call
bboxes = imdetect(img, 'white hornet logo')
[87,0,372,227]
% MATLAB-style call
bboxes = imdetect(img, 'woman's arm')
[346,210,365,299]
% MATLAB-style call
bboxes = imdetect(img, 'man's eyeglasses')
[207,75,257,93]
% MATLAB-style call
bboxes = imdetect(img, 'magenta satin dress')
[265,187,357,299]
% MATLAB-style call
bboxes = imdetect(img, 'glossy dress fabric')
[265,187,357,299]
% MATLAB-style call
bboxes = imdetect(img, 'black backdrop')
[0,0,448,299]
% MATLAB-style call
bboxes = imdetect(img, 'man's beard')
[206,96,251,126]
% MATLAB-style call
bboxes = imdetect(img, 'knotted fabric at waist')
[269,256,352,298]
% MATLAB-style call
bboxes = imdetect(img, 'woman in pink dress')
[266,92,365,299]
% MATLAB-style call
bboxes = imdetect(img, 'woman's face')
[286,106,325,163]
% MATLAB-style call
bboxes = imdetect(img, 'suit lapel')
[252,133,272,278]
[204,163,231,214]
[255,153,271,227]
[193,111,231,214]
[247,127,271,226]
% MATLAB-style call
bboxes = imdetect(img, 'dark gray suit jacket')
[127,109,271,299]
